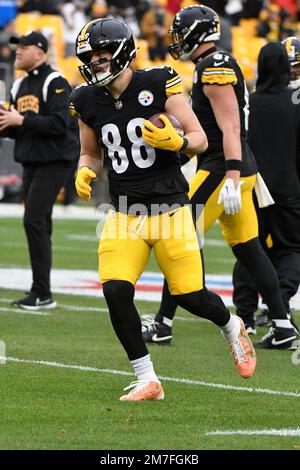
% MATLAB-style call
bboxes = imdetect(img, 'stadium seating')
[232,22,266,85]
[57,56,83,87]
[12,13,267,89]
[15,13,65,58]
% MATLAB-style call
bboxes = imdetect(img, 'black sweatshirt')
[248,42,300,202]
[8,62,78,165]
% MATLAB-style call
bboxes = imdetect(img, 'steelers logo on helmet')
[168,5,220,60]
[282,36,300,90]
[76,18,136,87]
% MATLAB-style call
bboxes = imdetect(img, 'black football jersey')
[192,51,257,176]
[70,67,189,212]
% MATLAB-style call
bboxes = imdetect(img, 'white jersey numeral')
[127,118,156,169]
[101,118,156,174]
[102,123,129,174]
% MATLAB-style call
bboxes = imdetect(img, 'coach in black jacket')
[0,31,79,310]
[233,42,300,335]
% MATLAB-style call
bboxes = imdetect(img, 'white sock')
[130,354,160,383]
[273,319,294,329]
[162,316,172,327]
[221,314,241,343]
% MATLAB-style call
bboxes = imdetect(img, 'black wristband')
[225,159,242,171]
[180,137,189,151]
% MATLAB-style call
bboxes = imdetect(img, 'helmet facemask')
[168,8,220,60]
[289,63,300,89]
[282,37,300,90]
[168,22,209,60]
[168,30,186,59]
[79,38,136,86]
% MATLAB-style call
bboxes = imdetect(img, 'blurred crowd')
[0,0,300,207]
[1,0,300,205]
[2,1,300,75]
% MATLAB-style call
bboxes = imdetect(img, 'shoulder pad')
[69,84,87,118]
[201,54,237,86]
[142,65,183,96]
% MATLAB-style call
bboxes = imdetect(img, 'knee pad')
[232,238,263,265]
[174,288,206,313]
[102,280,134,307]
[174,287,229,326]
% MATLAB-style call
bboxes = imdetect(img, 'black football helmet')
[76,18,136,86]
[282,36,300,89]
[168,5,220,60]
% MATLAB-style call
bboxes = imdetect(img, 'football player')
[233,38,300,338]
[72,18,256,401]
[283,36,300,224]
[236,39,300,331]
[142,5,298,350]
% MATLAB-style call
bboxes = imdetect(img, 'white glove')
[217,178,244,215]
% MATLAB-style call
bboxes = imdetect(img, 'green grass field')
[0,215,299,450]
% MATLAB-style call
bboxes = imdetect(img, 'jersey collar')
[192,46,217,64]
[28,61,49,76]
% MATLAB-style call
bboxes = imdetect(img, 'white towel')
[254,172,275,208]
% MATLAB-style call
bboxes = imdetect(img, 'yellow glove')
[75,166,97,201]
[142,114,184,152]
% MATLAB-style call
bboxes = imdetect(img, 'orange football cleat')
[119,380,164,401]
[229,317,257,379]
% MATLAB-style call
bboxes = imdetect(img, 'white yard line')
[4,356,300,398]
[204,239,226,246]
[65,234,227,246]
[0,298,107,313]
[66,234,98,242]
[0,264,26,268]
[0,203,101,220]
[52,303,108,313]
[0,298,204,321]
[1,241,231,255]
[2,297,299,321]
[214,258,234,264]
[206,429,300,437]
[0,306,50,316]
[0,242,96,254]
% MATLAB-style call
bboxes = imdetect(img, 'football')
[148,112,184,137]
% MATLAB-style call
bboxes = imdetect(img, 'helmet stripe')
[285,37,292,56]
[80,19,99,42]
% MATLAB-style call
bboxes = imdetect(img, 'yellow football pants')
[189,170,258,246]
[98,205,204,294]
